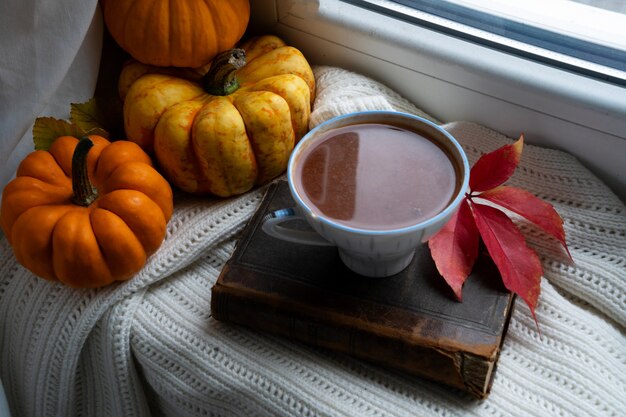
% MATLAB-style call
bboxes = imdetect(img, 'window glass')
[343,0,626,85]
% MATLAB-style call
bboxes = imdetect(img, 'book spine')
[211,282,493,398]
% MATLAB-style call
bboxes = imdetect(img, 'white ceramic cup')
[262,111,470,277]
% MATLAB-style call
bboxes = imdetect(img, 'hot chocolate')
[294,123,459,230]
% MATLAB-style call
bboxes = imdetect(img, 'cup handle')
[261,207,334,246]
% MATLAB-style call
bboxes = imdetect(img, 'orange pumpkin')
[120,35,315,197]
[102,0,250,68]
[0,135,174,288]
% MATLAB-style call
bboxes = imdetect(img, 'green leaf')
[71,97,121,138]
[32,117,86,151]
[70,98,104,132]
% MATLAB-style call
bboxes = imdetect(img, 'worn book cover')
[211,180,515,399]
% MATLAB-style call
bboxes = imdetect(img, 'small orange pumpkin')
[0,136,174,288]
[102,0,250,68]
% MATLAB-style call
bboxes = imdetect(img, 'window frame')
[248,0,626,201]
[346,0,626,84]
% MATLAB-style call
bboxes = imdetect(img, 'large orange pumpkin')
[0,135,174,288]
[120,35,315,197]
[102,0,250,68]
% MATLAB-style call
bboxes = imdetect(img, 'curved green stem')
[202,48,247,96]
[71,137,98,206]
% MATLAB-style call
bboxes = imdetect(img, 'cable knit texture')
[0,66,624,417]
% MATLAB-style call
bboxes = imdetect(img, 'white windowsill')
[249,0,626,201]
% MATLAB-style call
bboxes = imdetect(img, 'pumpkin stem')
[202,48,247,96]
[71,137,98,207]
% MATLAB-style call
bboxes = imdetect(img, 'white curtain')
[0,0,102,197]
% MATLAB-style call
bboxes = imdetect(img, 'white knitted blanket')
[1,66,624,417]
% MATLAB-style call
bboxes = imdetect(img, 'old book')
[211,180,515,399]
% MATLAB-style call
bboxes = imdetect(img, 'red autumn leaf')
[428,199,480,301]
[469,135,524,192]
[428,133,570,326]
[479,185,571,259]
[471,201,542,322]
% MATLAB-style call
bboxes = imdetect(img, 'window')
[344,0,626,85]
